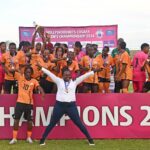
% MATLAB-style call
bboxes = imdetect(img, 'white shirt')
[41,68,94,102]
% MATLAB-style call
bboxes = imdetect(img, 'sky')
[0,0,150,49]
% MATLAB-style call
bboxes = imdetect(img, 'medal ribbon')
[64,81,70,93]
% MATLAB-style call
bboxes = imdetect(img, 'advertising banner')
[19,25,118,49]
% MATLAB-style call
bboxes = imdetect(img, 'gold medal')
[11,66,15,70]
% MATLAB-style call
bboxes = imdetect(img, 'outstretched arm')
[42,67,60,84]
[39,31,46,54]
[41,67,60,84]
[75,71,94,85]
[31,30,37,48]
[36,61,60,84]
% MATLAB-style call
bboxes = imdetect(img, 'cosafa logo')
[96,30,104,38]
[22,31,31,37]
[106,30,115,36]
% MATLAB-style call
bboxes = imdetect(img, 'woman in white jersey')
[38,64,96,146]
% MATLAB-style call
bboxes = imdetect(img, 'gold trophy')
[33,21,44,36]
[33,21,40,31]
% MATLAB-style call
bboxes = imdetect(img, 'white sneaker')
[26,137,33,144]
[40,142,46,146]
[9,138,17,144]
[39,139,46,146]
[89,142,95,146]
[88,139,95,146]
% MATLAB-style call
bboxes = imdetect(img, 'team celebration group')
[1,35,150,95]
[0,28,150,145]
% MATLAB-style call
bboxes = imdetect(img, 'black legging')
[42,101,92,140]
[114,81,122,93]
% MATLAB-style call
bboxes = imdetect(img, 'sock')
[27,131,32,138]
[122,88,128,93]
[13,130,18,139]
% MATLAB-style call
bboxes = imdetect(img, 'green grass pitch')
[1,139,150,150]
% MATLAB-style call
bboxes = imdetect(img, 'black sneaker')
[39,139,45,146]
[88,139,95,146]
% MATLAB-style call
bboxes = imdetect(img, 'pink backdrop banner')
[19,25,118,48]
[1,94,150,139]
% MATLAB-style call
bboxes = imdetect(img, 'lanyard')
[64,81,70,93]
[24,52,28,64]
[10,54,15,69]
[88,57,93,69]
[102,55,108,65]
